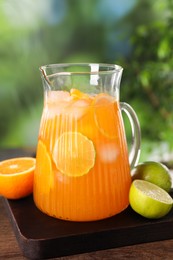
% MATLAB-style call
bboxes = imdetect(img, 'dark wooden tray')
[3,194,173,260]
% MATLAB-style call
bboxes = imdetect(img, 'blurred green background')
[0,0,173,162]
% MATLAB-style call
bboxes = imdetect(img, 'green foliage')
[119,0,173,152]
[0,0,173,162]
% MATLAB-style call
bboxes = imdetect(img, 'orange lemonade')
[34,89,131,221]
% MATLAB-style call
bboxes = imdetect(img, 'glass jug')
[34,63,141,222]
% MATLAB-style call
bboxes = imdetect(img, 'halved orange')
[53,132,96,177]
[0,157,36,199]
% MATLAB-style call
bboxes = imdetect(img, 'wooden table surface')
[1,148,173,259]
[1,196,173,260]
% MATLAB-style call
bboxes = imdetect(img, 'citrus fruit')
[132,161,172,192]
[53,131,96,177]
[70,88,92,100]
[129,180,173,219]
[93,93,118,139]
[34,140,54,194]
[0,157,36,199]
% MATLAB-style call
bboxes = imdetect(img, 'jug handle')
[120,102,141,169]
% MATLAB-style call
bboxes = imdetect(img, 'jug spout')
[39,63,123,99]
[39,67,52,91]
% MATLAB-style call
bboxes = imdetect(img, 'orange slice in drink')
[94,93,118,139]
[53,132,96,177]
[70,88,92,100]
[0,157,36,199]
[35,140,54,193]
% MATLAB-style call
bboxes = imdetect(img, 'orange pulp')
[0,157,35,199]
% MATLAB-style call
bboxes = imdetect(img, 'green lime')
[132,161,172,192]
[129,180,173,219]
